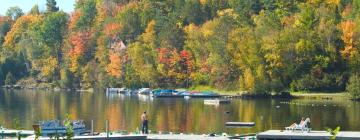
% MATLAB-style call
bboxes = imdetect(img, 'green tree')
[6,6,24,20]
[5,72,16,85]
[64,114,74,140]
[116,2,143,42]
[183,0,205,25]
[0,67,3,85]
[346,74,360,100]
[29,5,40,15]
[73,0,97,31]
[59,68,73,88]
[40,11,69,66]
[46,0,59,13]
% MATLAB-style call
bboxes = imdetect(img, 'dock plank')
[257,130,360,140]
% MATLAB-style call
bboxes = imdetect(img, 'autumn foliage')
[68,31,90,72]
[2,0,360,93]
[340,20,356,58]
[3,15,41,47]
[106,51,122,78]
[104,23,122,37]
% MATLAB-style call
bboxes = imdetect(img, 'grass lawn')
[178,85,240,95]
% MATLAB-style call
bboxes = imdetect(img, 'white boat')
[37,120,86,136]
[138,88,151,95]
[204,99,230,105]
[184,95,191,99]
[106,88,131,94]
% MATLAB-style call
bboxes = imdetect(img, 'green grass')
[291,91,346,96]
[178,86,350,97]
[178,85,240,95]
[291,91,348,100]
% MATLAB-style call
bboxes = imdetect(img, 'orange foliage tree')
[104,23,122,38]
[106,51,122,78]
[68,11,82,31]
[68,31,90,73]
[339,20,356,58]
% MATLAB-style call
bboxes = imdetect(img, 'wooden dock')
[257,130,360,140]
[24,134,147,140]
[21,133,257,140]
[0,129,34,137]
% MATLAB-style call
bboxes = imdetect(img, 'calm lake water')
[0,89,359,134]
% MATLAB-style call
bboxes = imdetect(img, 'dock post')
[106,120,109,138]
[91,120,94,136]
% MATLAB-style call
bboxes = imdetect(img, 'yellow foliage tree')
[3,15,42,47]
[42,57,58,77]
[240,68,255,92]
[339,20,357,58]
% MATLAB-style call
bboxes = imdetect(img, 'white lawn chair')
[285,118,311,132]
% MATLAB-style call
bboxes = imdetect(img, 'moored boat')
[106,88,131,94]
[34,120,86,136]
[138,88,151,95]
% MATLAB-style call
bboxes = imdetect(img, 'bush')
[59,68,73,88]
[5,72,16,85]
[346,74,360,100]
[0,68,3,85]
[290,73,346,92]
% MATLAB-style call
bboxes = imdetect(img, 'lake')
[0,89,359,135]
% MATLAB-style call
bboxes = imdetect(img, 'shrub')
[346,74,360,100]
[290,73,346,92]
[5,72,16,85]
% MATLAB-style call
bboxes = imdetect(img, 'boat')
[225,122,255,127]
[106,88,131,94]
[138,88,151,95]
[150,89,180,97]
[34,120,86,136]
[184,95,191,99]
[204,99,230,105]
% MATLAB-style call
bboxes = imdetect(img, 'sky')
[0,0,75,15]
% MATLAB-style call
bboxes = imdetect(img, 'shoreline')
[1,85,352,100]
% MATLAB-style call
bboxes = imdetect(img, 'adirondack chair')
[285,118,311,132]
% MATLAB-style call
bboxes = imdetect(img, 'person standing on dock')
[141,111,148,134]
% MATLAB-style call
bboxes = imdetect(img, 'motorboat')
[35,120,86,136]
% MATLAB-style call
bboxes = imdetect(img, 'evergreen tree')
[29,5,40,15]
[46,0,59,13]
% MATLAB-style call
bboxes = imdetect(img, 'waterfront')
[0,89,359,135]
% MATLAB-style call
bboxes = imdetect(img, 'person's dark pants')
[142,120,148,134]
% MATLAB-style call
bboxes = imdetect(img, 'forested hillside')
[1,0,360,95]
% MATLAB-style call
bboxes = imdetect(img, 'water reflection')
[0,89,359,134]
